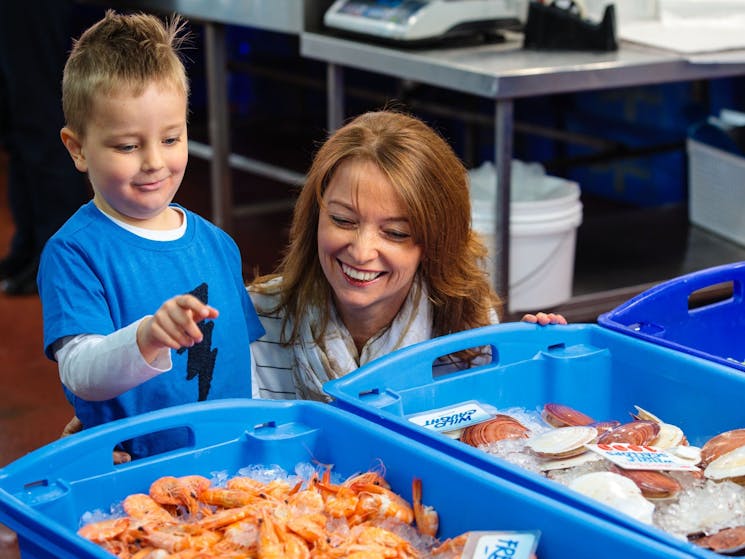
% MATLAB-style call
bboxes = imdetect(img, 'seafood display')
[459,403,745,555]
[459,414,530,447]
[78,465,539,558]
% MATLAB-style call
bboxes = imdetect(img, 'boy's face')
[62,82,188,228]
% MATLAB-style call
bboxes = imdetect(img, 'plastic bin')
[0,399,693,559]
[324,323,745,558]
[469,160,582,312]
[564,111,686,207]
[598,261,745,372]
[688,138,745,247]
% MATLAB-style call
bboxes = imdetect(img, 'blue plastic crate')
[0,399,693,559]
[598,261,745,371]
[571,83,706,136]
[563,111,687,207]
[324,323,745,558]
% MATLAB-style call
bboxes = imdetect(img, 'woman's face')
[318,159,423,330]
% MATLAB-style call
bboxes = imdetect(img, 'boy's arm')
[55,319,171,401]
[56,293,219,401]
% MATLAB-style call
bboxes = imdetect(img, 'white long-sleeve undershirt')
[55,319,171,401]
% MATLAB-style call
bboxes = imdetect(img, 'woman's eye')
[331,215,355,227]
[385,229,411,241]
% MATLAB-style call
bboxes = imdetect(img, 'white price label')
[462,530,540,559]
[407,401,493,433]
[585,443,700,471]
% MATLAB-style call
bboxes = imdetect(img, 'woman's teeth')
[341,263,381,282]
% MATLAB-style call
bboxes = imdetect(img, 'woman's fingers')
[521,312,568,325]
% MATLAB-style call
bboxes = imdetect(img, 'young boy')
[38,10,264,458]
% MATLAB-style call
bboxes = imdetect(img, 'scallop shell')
[651,422,686,450]
[632,406,687,449]
[569,471,655,524]
[459,414,530,447]
[539,451,602,472]
[701,428,745,468]
[587,420,621,436]
[632,405,663,423]
[597,420,660,446]
[542,403,595,428]
[705,445,745,483]
[526,425,597,459]
[668,445,702,466]
[692,525,745,554]
[611,466,682,500]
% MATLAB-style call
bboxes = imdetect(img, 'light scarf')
[292,278,432,402]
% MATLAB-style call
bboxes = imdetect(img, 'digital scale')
[324,0,528,45]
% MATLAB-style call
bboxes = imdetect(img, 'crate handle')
[0,400,297,481]
[325,323,578,399]
[600,262,745,327]
[687,281,735,311]
[110,424,196,464]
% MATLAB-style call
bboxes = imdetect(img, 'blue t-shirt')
[38,201,264,457]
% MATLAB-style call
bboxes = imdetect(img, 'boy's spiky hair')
[62,10,190,136]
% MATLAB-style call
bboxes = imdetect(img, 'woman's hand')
[521,312,568,325]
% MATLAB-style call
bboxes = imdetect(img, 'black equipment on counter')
[523,1,618,51]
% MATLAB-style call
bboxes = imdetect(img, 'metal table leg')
[203,22,232,232]
[327,63,345,132]
[494,99,513,305]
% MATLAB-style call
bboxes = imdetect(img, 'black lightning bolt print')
[176,282,218,401]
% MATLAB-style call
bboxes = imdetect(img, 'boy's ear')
[60,127,87,173]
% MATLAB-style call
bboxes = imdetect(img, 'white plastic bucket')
[472,175,583,313]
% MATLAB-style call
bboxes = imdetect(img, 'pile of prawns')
[78,466,470,558]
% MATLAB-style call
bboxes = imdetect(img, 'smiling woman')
[248,110,566,402]
[317,158,424,351]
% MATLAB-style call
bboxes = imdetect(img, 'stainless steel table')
[301,31,745,306]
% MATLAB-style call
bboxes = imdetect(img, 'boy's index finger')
[201,305,219,319]
[177,294,202,309]
[178,294,217,316]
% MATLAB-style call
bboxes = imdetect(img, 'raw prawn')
[412,478,439,538]
[149,475,209,517]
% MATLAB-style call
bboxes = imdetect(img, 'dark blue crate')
[571,83,707,136]
[324,323,745,558]
[598,261,745,371]
[0,399,693,559]
[563,111,686,207]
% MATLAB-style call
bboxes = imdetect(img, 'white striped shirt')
[248,280,500,401]
[249,286,297,400]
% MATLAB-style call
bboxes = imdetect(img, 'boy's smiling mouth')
[134,177,168,190]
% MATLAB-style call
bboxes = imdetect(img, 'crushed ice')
[474,406,745,540]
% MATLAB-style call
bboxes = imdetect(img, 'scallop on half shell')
[569,471,655,525]
[705,444,745,484]
[460,414,530,447]
[526,425,597,460]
